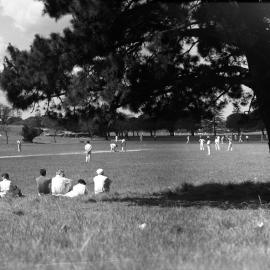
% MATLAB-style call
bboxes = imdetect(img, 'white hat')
[96,168,104,175]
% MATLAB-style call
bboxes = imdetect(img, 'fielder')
[215,135,220,151]
[199,137,205,151]
[84,141,92,163]
[110,142,118,152]
[121,138,127,152]
[206,136,211,155]
[221,136,224,144]
[17,139,22,152]
[227,136,233,151]
[186,135,190,144]
[239,134,243,143]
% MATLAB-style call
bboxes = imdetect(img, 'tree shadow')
[85,181,270,209]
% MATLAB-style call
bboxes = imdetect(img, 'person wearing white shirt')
[110,143,117,152]
[17,140,22,152]
[84,141,92,163]
[227,136,233,151]
[221,136,224,144]
[206,136,211,156]
[121,139,126,152]
[239,134,243,143]
[51,169,72,195]
[199,138,205,151]
[93,169,112,195]
[0,173,11,197]
[63,179,88,198]
[215,136,220,151]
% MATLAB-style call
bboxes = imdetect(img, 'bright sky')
[0,0,70,118]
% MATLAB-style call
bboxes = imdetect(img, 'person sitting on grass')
[36,169,51,195]
[62,179,88,198]
[7,183,23,198]
[51,169,72,195]
[0,173,22,198]
[0,173,11,197]
[93,168,112,195]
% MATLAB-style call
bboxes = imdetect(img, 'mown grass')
[1,141,270,269]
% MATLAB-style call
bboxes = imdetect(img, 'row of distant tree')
[0,103,265,143]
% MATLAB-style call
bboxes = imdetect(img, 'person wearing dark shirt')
[36,169,51,195]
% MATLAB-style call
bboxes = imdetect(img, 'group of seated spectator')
[36,168,112,197]
[0,168,112,199]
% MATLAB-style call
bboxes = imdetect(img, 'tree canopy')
[1,1,270,144]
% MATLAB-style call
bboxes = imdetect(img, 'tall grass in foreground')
[1,194,270,270]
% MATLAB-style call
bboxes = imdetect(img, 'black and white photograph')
[0,1,270,269]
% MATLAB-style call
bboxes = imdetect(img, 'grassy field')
[1,140,270,269]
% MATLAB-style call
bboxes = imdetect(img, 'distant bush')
[21,124,42,142]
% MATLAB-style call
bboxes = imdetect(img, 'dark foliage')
[21,125,42,143]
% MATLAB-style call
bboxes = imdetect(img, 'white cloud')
[0,0,44,31]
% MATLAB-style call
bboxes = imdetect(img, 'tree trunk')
[5,131,8,144]
[213,117,216,136]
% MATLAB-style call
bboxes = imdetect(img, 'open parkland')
[1,134,270,270]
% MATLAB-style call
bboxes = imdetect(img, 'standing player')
[186,135,190,144]
[246,135,249,142]
[206,136,211,156]
[215,136,220,151]
[239,134,243,143]
[221,136,224,144]
[115,135,118,142]
[227,136,233,151]
[199,137,205,151]
[121,138,127,152]
[17,139,22,152]
[140,133,143,142]
[84,141,92,163]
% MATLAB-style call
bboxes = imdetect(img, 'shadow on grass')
[85,181,270,209]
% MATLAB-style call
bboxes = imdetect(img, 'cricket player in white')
[186,135,190,144]
[227,136,233,151]
[215,136,220,151]
[17,139,21,152]
[206,136,211,155]
[121,138,126,152]
[110,143,117,152]
[221,136,224,144]
[199,138,205,151]
[239,134,243,143]
[84,141,92,163]
[93,169,112,194]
